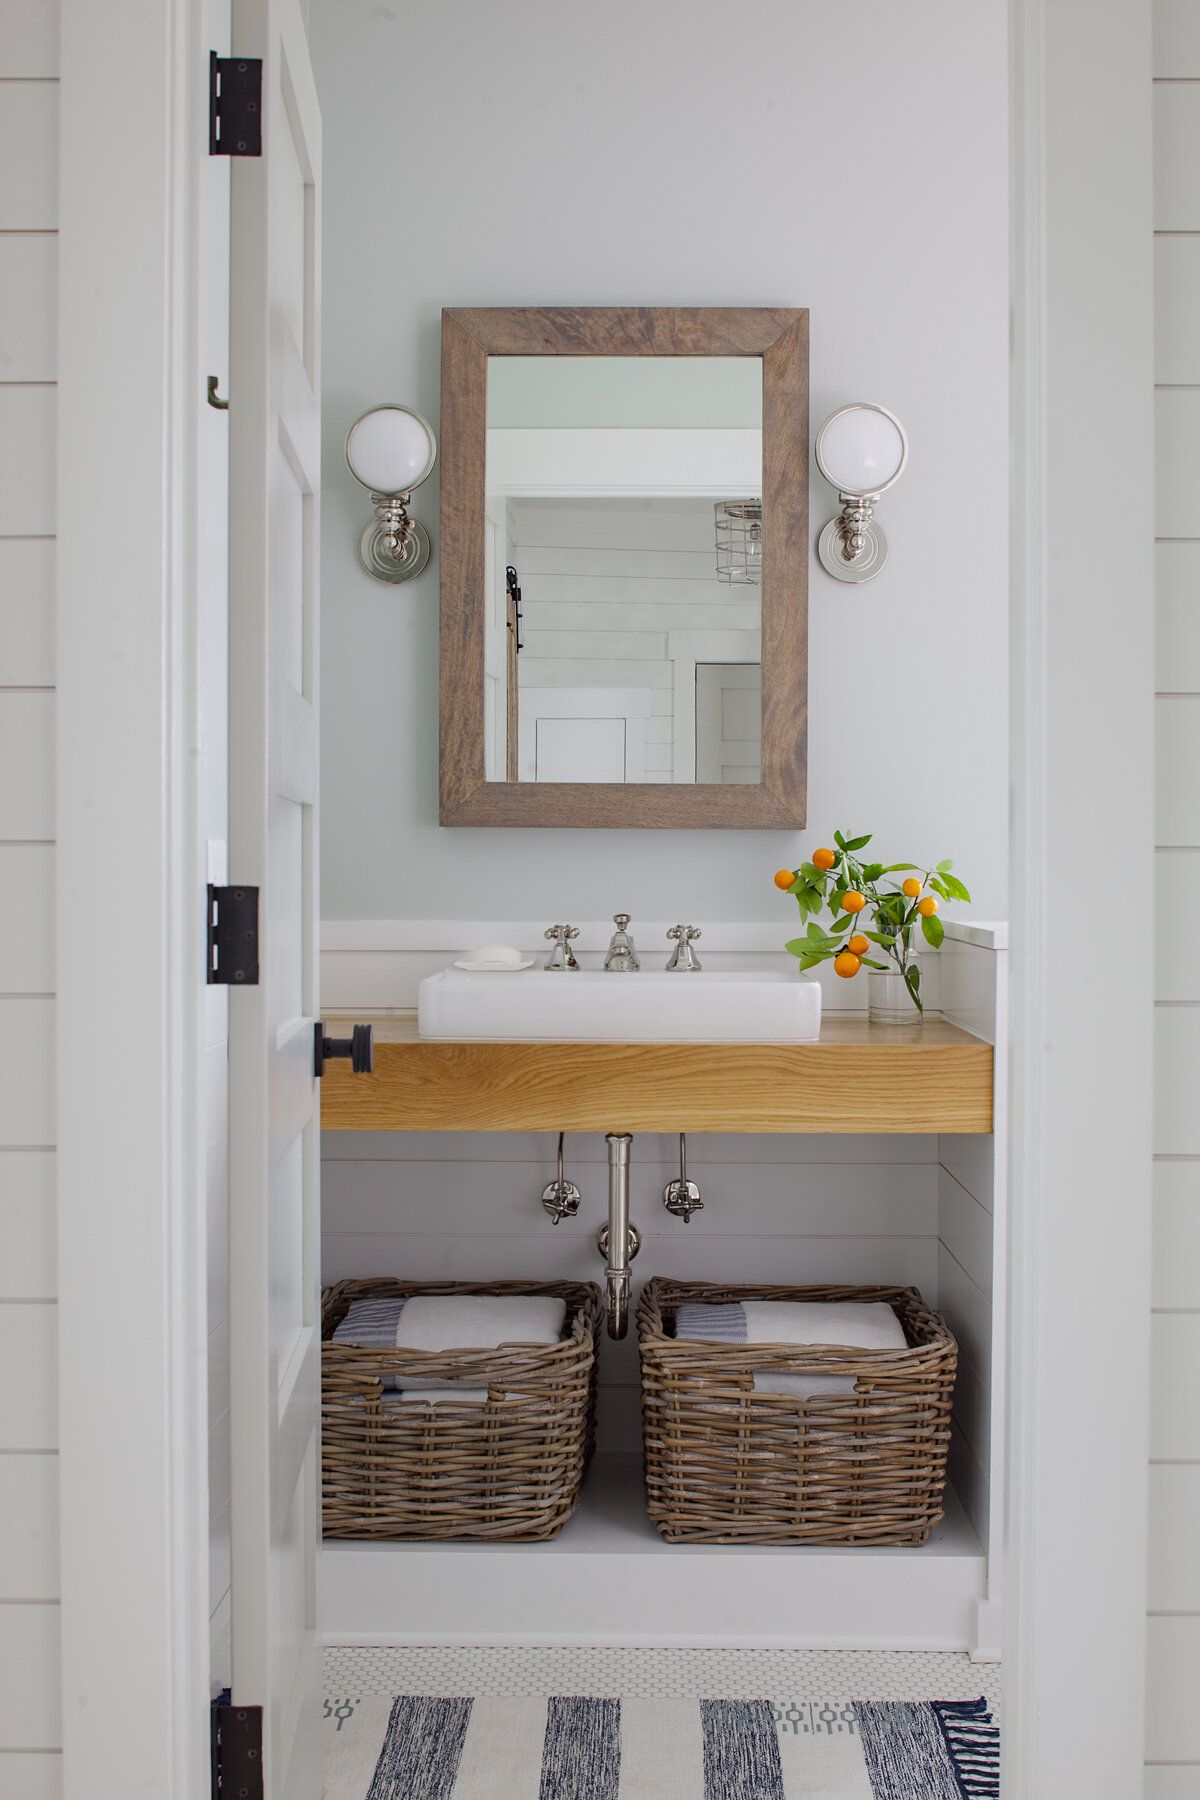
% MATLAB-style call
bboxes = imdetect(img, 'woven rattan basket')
[638,1278,957,1546]
[322,1278,602,1542]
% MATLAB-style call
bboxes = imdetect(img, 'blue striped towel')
[673,1299,906,1400]
[320,1693,1000,1798]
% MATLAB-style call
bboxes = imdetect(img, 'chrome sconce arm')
[815,402,908,584]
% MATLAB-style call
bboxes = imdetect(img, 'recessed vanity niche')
[321,307,1004,1665]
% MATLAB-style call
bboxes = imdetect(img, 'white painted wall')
[0,4,62,1788]
[1149,5,1200,1785]
[309,0,1010,923]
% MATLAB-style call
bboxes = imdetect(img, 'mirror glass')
[483,356,763,785]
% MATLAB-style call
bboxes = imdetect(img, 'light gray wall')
[310,0,1009,924]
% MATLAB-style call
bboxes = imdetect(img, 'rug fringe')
[932,1698,1000,1799]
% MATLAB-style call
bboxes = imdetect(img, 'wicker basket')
[322,1278,602,1542]
[638,1278,957,1546]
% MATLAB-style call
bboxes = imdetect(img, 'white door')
[226,3,322,1796]
[695,661,762,784]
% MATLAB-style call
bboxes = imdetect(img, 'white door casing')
[695,662,763,784]
[227,3,322,1796]
[669,629,759,782]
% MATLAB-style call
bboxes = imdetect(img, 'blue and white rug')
[322,1692,999,1797]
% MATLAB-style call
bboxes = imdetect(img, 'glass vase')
[867,959,923,1026]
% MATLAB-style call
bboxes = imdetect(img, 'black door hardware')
[207,885,259,985]
[209,52,263,156]
[210,1695,263,1799]
[314,1021,374,1078]
[506,564,524,652]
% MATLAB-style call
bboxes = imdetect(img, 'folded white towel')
[386,1387,488,1406]
[742,1300,906,1351]
[393,1295,567,1393]
[676,1298,906,1401]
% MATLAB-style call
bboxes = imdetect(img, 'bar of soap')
[465,944,523,966]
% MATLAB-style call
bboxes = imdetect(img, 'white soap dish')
[453,945,535,973]
[453,958,536,973]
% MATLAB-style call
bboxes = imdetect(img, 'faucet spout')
[603,914,640,971]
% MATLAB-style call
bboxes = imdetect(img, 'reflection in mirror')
[484,357,762,785]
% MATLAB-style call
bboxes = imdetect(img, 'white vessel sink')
[417,968,822,1043]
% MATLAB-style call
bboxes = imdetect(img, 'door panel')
[227,1,322,1795]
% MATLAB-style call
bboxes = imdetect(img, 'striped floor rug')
[321,1692,999,1798]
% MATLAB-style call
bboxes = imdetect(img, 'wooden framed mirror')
[439,307,808,827]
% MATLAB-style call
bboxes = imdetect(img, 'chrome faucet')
[603,914,640,971]
[544,924,580,971]
[665,924,702,971]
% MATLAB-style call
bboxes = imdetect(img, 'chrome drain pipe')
[597,1132,640,1339]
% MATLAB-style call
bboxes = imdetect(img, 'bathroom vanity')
[318,919,1006,1663]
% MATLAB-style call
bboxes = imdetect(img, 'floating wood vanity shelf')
[320,1014,993,1135]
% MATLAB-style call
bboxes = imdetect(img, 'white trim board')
[321,1455,986,1653]
[1006,2,1155,1794]
[320,917,1007,953]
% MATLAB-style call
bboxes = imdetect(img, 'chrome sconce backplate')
[814,403,908,585]
[358,504,432,583]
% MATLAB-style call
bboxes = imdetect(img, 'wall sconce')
[714,500,763,585]
[814,402,908,583]
[344,404,438,583]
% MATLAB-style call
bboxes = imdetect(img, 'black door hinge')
[207,885,260,985]
[209,51,263,156]
[211,1695,264,1799]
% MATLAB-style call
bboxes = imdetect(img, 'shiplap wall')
[1150,5,1200,1784]
[0,0,62,1791]
[514,500,761,784]
[323,1130,942,1455]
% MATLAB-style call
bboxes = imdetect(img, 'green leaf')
[941,873,972,903]
[882,863,919,873]
[921,913,945,948]
[834,830,847,849]
[936,859,954,873]
[928,877,950,899]
[806,920,826,940]
[831,913,855,933]
[862,930,893,946]
[799,863,820,881]
[906,964,922,992]
[861,957,889,970]
[859,862,885,882]
[845,834,873,851]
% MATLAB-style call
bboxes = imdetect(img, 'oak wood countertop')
[319,1012,993,1135]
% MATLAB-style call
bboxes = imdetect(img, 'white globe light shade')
[815,404,908,498]
[345,405,437,495]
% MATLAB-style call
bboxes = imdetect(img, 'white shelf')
[321,1453,987,1652]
